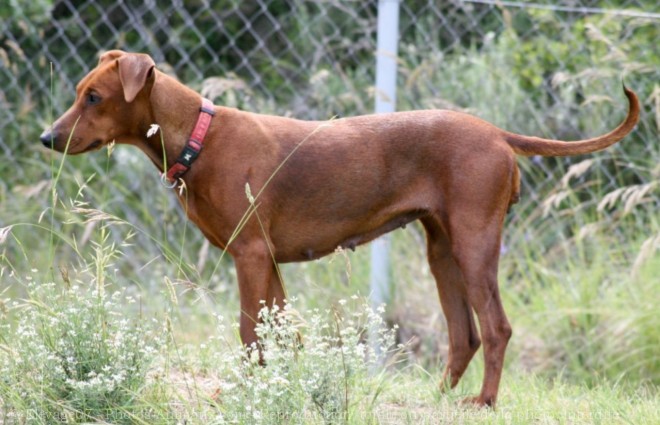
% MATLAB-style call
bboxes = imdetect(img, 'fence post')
[370,0,400,355]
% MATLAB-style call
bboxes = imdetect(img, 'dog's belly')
[267,156,439,263]
[271,209,428,263]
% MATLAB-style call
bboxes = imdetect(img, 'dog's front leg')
[233,240,277,353]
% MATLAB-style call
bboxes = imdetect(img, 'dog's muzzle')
[40,129,55,148]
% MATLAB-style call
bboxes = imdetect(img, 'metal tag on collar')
[160,172,177,189]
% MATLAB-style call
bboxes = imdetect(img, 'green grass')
[378,371,660,425]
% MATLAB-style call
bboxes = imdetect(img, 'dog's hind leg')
[422,217,481,392]
[447,216,511,408]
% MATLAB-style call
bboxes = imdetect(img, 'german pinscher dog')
[40,51,639,407]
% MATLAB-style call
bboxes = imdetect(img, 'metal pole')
[370,0,399,355]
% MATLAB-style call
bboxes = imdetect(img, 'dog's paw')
[461,395,495,409]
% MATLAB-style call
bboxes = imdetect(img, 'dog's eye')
[86,93,102,106]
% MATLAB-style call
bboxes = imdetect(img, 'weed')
[0,277,165,424]
[203,298,401,424]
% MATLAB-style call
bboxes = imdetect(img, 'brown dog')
[40,50,639,407]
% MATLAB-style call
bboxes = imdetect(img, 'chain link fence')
[1,0,659,275]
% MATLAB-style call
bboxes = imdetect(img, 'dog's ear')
[98,50,126,66]
[116,53,156,103]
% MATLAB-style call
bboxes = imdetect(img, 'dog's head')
[40,50,156,154]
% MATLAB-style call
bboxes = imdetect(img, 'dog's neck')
[137,72,211,174]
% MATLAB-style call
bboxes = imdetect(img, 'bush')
[208,298,401,424]
[0,279,165,424]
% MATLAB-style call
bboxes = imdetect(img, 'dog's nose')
[40,130,55,148]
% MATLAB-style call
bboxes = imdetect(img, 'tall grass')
[200,299,401,424]
[0,275,165,423]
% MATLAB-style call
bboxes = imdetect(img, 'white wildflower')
[0,226,12,244]
[146,124,160,138]
[270,376,289,386]
[245,182,255,204]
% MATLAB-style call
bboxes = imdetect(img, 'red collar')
[164,98,215,186]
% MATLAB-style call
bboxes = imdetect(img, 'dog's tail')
[504,85,640,157]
